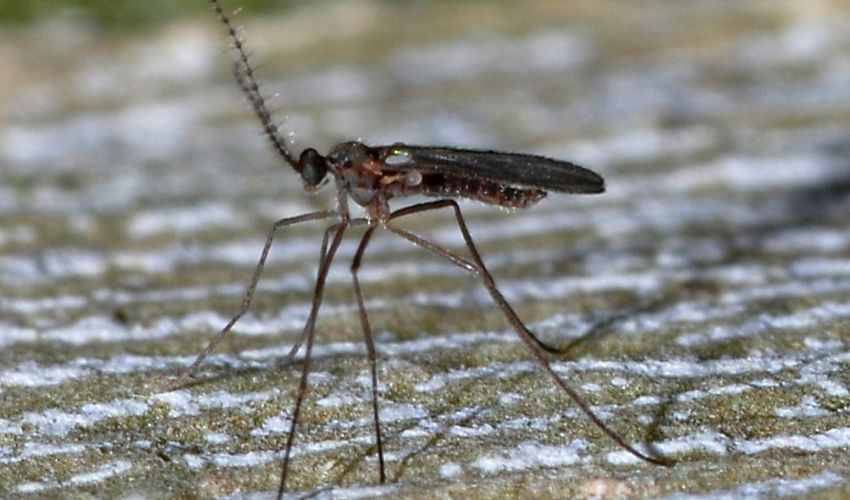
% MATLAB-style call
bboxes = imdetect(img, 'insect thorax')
[327,141,546,209]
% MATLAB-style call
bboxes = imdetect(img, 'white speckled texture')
[2,0,850,497]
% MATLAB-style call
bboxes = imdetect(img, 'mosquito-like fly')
[174,1,668,497]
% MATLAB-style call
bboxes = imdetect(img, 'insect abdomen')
[419,173,546,209]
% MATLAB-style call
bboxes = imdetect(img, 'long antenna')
[209,0,301,172]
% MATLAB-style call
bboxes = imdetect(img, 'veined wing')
[373,144,605,194]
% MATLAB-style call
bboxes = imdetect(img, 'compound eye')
[299,148,327,187]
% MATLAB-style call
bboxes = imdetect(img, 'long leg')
[277,217,371,368]
[349,223,386,483]
[386,227,556,355]
[275,221,346,368]
[173,210,334,387]
[387,200,667,466]
[278,221,349,499]
[387,203,563,355]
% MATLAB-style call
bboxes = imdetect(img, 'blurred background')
[2,0,850,497]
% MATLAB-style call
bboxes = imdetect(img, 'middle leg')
[349,223,387,483]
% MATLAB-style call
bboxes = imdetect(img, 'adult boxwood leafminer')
[173,1,669,497]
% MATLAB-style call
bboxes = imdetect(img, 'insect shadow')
[171,1,670,497]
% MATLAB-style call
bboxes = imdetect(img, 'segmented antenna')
[209,0,300,171]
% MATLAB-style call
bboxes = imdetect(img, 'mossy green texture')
[0,0,293,29]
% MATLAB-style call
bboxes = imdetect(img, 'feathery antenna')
[209,0,300,171]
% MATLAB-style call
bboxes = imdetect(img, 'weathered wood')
[2,1,850,497]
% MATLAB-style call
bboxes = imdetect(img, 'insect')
[175,1,667,497]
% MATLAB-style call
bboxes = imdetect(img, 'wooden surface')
[2,0,850,497]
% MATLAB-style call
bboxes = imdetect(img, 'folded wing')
[374,144,605,194]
